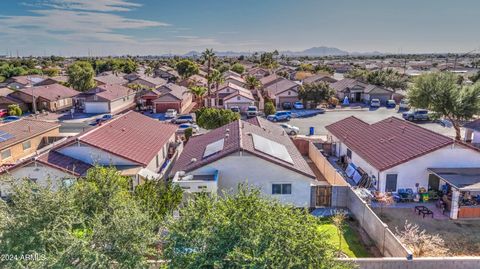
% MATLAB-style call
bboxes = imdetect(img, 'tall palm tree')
[189,86,207,108]
[244,75,261,90]
[209,70,224,107]
[144,67,153,77]
[201,48,216,98]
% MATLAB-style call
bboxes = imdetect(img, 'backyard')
[378,207,480,256]
[317,219,379,258]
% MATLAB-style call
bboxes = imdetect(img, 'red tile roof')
[0,119,60,151]
[37,150,92,176]
[19,83,79,101]
[171,118,314,178]
[85,84,134,101]
[325,116,455,171]
[78,111,177,166]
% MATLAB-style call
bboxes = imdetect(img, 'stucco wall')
[190,152,314,207]
[58,143,138,166]
[110,93,136,113]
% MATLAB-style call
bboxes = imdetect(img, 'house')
[246,67,270,79]
[171,117,316,207]
[330,78,393,104]
[464,119,480,147]
[5,75,47,89]
[178,74,208,88]
[9,83,79,112]
[94,73,129,86]
[302,74,337,85]
[263,78,300,108]
[150,83,193,113]
[0,111,179,197]
[0,88,27,111]
[259,74,283,88]
[77,84,137,114]
[129,76,166,89]
[223,70,242,78]
[155,66,179,82]
[326,116,480,194]
[210,83,255,111]
[224,75,246,88]
[0,119,60,165]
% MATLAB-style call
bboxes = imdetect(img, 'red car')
[0,109,8,118]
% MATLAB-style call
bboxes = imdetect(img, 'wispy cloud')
[24,0,142,12]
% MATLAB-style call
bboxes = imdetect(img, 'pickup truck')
[402,109,430,121]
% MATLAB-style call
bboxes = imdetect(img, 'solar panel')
[251,134,294,164]
[203,139,224,158]
[0,131,14,142]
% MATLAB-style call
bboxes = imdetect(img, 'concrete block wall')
[331,185,348,207]
[345,257,480,269]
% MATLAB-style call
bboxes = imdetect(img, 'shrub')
[264,101,276,116]
[7,104,22,116]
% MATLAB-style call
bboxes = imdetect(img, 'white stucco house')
[76,84,137,114]
[326,116,480,193]
[171,117,317,207]
[0,111,179,197]
[211,83,255,111]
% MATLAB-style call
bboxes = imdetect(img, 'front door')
[385,174,398,192]
[314,186,332,207]
[355,92,362,102]
[428,174,440,191]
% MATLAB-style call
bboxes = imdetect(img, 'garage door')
[155,102,180,113]
[370,94,391,105]
[225,102,252,111]
[277,96,298,107]
[84,102,109,114]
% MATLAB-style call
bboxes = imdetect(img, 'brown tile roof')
[19,83,79,101]
[8,75,46,86]
[155,83,190,100]
[0,119,60,151]
[94,74,128,85]
[84,84,134,101]
[264,78,298,98]
[260,74,282,87]
[303,74,337,84]
[78,111,177,166]
[171,118,315,178]
[37,150,92,176]
[325,116,455,171]
[132,76,167,87]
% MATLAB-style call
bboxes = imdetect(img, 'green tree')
[408,72,480,140]
[201,48,216,90]
[315,64,335,75]
[43,67,60,77]
[299,82,335,108]
[230,63,245,74]
[67,61,96,92]
[244,75,261,90]
[264,101,276,116]
[260,51,279,70]
[176,59,199,80]
[7,104,22,116]
[163,185,351,269]
[196,107,240,129]
[189,86,208,108]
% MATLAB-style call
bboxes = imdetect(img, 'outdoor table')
[419,208,434,218]
[414,205,428,214]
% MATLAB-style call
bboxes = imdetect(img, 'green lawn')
[317,221,371,258]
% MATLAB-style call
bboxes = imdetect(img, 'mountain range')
[178,46,383,57]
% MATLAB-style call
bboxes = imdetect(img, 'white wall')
[84,102,109,114]
[110,93,136,113]
[58,143,138,166]
[190,152,314,207]
[0,163,75,196]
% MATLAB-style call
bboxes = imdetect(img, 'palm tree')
[189,86,208,108]
[201,48,216,96]
[244,75,261,90]
[145,67,153,77]
[209,70,224,107]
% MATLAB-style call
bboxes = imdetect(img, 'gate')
[314,186,332,207]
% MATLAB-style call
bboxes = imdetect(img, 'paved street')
[278,107,457,138]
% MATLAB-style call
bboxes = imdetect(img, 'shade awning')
[428,168,480,191]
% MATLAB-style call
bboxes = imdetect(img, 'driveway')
[275,107,457,138]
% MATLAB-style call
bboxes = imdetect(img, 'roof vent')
[190,158,197,163]
[121,128,126,132]
[225,133,230,139]
[225,128,230,133]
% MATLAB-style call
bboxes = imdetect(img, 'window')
[237,96,241,100]
[22,140,31,151]
[272,184,292,195]
[346,149,352,159]
[1,149,11,160]
[385,174,398,192]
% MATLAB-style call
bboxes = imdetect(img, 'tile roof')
[0,119,60,151]
[171,118,315,178]
[94,74,128,85]
[325,116,455,171]
[303,74,337,84]
[155,83,190,100]
[37,150,92,176]
[19,83,80,101]
[264,78,299,98]
[330,78,392,94]
[260,74,282,87]
[8,75,46,86]
[78,111,178,166]
[133,76,167,86]
[85,84,134,101]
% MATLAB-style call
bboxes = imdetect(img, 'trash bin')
[421,193,429,202]
[309,127,315,136]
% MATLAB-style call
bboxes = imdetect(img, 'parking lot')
[281,107,457,138]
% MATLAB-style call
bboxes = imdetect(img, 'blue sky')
[0,0,479,56]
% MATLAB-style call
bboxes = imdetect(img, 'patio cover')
[428,168,480,191]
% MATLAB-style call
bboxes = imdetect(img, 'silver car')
[280,123,300,135]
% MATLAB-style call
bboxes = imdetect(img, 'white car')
[399,99,410,110]
[293,101,304,110]
[370,99,381,108]
[280,123,300,135]
[177,123,199,133]
[165,109,178,118]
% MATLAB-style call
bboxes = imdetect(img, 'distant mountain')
[176,46,383,57]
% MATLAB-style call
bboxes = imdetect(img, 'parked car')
[399,99,410,110]
[96,114,113,124]
[246,106,258,118]
[293,101,304,110]
[402,109,430,121]
[280,123,300,135]
[282,102,293,110]
[172,114,194,124]
[177,123,199,133]
[0,109,8,118]
[165,109,178,119]
[3,116,20,123]
[230,106,240,113]
[267,111,291,122]
[370,99,381,108]
[386,100,396,108]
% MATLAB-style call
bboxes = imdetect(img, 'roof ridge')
[376,116,453,140]
[78,110,135,139]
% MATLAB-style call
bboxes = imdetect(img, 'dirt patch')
[347,219,382,257]
[377,208,480,256]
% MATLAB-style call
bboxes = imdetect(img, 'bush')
[7,104,22,116]
[184,127,193,141]
[264,101,276,116]
[196,107,240,130]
